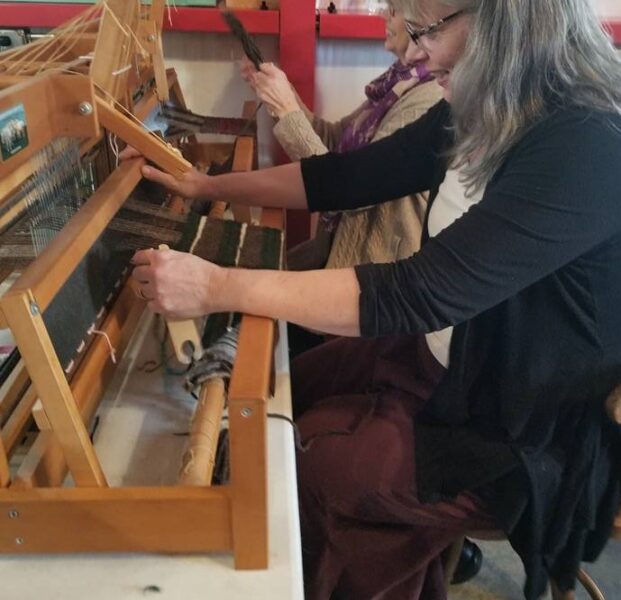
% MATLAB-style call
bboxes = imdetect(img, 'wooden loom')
[0,0,279,569]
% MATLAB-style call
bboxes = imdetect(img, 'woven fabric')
[184,218,283,387]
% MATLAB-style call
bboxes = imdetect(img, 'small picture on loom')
[0,104,29,161]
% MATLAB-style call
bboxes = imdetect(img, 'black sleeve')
[301,100,451,213]
[355,110,621,336]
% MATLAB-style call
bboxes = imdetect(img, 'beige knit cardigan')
[274,80,443,270]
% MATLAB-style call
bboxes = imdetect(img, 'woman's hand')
[119,146,210,200]
[131,248,225,319]
[251,63,300,119]
[239,55,258,84]
[132,248,361,336]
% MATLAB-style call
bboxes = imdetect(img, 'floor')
[448,539,621,600]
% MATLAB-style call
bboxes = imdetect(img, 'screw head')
[241,407,253,418]
[15,537,24,545]
[30,301,40,316]
[78,101,93,116]
[147,34,156,42]
[8,510,19,519]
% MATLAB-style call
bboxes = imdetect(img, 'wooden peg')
[158,244,203,364]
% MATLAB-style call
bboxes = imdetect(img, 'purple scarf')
[336,61,430,153]
[321,61,432,232]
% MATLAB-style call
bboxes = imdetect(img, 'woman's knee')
[296,401,416,513]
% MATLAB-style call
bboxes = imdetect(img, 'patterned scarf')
[321,61,432,232]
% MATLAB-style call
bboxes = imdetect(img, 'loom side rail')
[0,486,233,553]
[10,281,145,490]
[1,290,108,487]
[226,204,283,570]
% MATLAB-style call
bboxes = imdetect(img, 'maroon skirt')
[292,334,497,600]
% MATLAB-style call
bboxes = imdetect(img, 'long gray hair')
[410,0,621,192]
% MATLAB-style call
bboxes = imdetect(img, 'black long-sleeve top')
[301,100,621,598]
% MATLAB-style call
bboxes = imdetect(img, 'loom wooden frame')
[0,157,279,569]
[0,0,278,570]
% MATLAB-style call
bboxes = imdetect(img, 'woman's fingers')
[252,69,300,118]
[130,249,216,319]
[239,56,258,79]
[131,248,154,267]
[141,165,183,193]
[259,62,280,76]
[118,145,143,161]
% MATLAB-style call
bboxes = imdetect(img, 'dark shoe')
[451,539,483,584]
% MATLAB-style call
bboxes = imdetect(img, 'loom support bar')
[1,290,108,488]
[96,97,192,179]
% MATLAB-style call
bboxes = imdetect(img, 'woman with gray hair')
[130,0,621,597]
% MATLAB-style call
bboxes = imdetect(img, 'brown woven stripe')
[192,220,243,267]
[238,226,283,270]
[123,198,187,224]
[107,218,181,246]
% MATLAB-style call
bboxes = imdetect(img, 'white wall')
[598,0,621,18]
[315,39,392,121]
[163,32,280,166]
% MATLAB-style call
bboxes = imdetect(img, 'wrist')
[206,264,231,314]
[275,108,293,119]
[199,171,217,200]
[275,102,299,120]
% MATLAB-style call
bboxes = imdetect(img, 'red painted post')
[279,0,315,110]
[278,0,316,246]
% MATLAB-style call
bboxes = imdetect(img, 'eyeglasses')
[404,10,464,46]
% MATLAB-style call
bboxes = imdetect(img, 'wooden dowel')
[178,378,226,487]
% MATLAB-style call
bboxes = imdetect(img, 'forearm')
[215,267,361,336]
[204,162,308,210]
[206,163,308,209]
[274,111,330,161]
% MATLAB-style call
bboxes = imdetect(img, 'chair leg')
[576,568,606,600]
[442,537,465,587]
[550,569,606,600]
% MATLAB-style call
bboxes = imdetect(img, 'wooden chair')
[444,385,621,600]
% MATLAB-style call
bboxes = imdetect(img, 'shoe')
[451,538,483,585]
